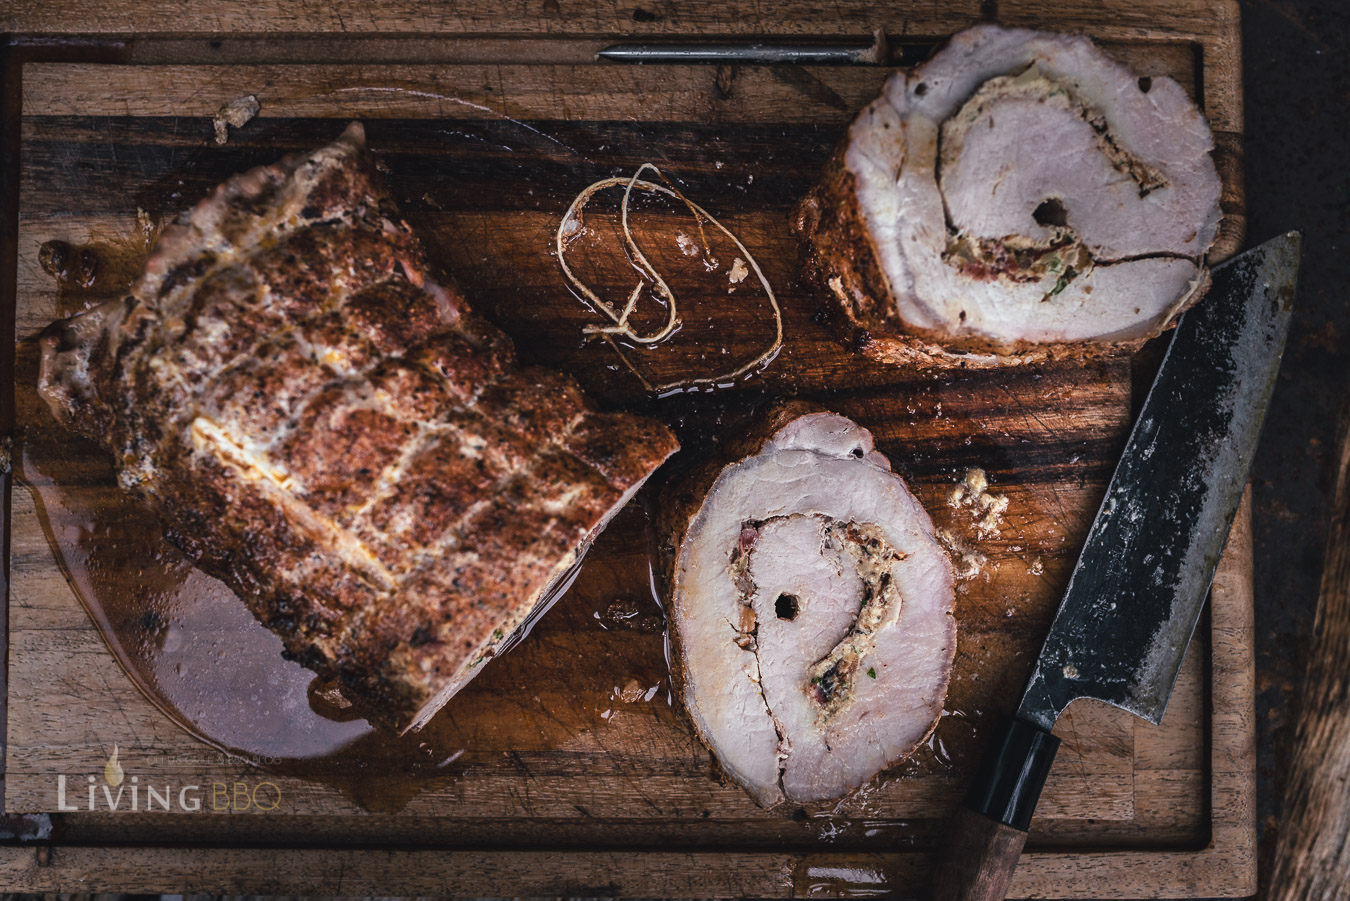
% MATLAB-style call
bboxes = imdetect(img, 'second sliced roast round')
[661,402,956,806]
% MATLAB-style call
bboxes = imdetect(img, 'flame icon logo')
[103,745,123,787]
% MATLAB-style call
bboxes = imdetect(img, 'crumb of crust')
[948,467,1009,538]
[214,94,261,145]
[619,679,646,703]
[729,257,750,285]
[134,207,161,250]
[936,527,988,581]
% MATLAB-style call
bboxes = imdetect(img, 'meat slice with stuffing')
[794,24,1223,366]
[661,402,956,806]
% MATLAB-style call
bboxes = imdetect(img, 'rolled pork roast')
[661,402,957,806]
[37,123,679,733]
[794,24,1224,365]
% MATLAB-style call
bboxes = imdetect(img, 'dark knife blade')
[1018,230,1300,731]
[932,231,1301,901]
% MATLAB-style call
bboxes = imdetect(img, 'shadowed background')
[1242,0,1350,897]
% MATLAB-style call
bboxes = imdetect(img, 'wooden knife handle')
[930,807,1029,901]
[930,717,1060,901]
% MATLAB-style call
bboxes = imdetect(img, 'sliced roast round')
[794,24,1224,364]
[663,402,956,806]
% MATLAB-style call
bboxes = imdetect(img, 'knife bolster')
[965,717,1061,831]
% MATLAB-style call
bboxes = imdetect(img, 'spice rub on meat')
[37,123,679,733]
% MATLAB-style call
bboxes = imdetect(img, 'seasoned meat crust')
[38,123,679,733]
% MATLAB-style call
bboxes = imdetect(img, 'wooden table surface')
[0,1,1254,896]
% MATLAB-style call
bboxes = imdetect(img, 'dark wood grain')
[1268,413,1350,901]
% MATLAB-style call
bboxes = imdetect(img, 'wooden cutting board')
[0,1,1253,896]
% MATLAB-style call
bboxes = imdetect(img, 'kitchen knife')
[930,231,1301,901]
